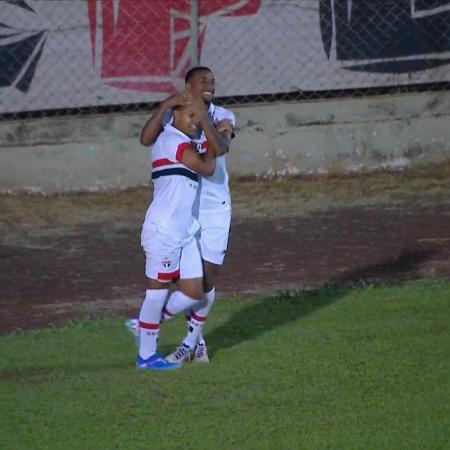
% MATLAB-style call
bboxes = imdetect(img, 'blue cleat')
[136,353,182,370]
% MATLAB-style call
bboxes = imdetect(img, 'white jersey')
[141,124,199,245]
[195,103,235,212]
[163,102,236,213]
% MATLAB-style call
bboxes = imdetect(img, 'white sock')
[184,288,215,348]
[164,290,201,317]
[160,306,175,322]
[138,289,168,359]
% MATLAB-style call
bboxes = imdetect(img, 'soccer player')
[132,67,235,364]
[136,97,226,370]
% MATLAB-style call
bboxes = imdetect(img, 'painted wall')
[0,90,449,193]
[2,0,449,114]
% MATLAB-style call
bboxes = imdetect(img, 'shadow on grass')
[1,248,437,378]
[206,247,438,356]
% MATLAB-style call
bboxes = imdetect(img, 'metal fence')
[1,0,449,119]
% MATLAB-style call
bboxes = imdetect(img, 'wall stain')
[425,96,441,110]
[285,112,336,127]
[370,149,388,162]
[404,144,425,159]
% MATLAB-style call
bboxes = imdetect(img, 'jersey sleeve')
[155,132,192,164]
[214,107,236,128]
[214,107,236,138]
[175,141,193,162]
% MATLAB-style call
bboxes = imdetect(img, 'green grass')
[1,281,449,450]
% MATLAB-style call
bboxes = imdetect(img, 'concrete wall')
[0,90,449,193]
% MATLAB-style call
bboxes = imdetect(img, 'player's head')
[172,104,200,137]
[185,66,215,105]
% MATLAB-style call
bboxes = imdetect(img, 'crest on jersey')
[162,257,172,269]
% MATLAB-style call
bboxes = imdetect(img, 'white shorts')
[142,231,203,282]
[197,209,231,265]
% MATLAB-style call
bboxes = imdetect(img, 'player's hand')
[215,119,233,135]
[163,92,189,109]
[188,95,208,121]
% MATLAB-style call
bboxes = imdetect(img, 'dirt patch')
[1,167,449,335]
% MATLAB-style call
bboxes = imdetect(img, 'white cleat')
[193,342,210,363]
[125,318,139,345]
[166,344,193,364]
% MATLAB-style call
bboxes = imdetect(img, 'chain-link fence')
[1,0,449,119]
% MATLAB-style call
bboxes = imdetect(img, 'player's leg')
[188,262,220,362]
[164,237,204,316]
[125,241,205,341]
[136,279,169,365]
[136,238,182,370]
[165,238,206,363]
[164,276,205,363]
[164,277,204,313]
[190,210,231,361]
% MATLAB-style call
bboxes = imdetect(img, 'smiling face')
[185,69,215,104]
[173,105,200,137]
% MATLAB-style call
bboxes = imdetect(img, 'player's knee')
[203,260,220,275]
[202,275,214,293]
[203,261,220,292]
[182,288,203,301]
[177,278,204,300]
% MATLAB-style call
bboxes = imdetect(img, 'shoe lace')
[196,343,206,358]
[174,345,189,360]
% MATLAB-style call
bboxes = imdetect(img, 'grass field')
[1,281,449,450]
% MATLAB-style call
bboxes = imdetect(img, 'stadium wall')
[0,89,449,193]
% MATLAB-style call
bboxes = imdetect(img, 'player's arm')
[181,147,216,177]
[140,92,188,146]
[190,97,230,157]
[215,119,234,148]
[200,115,230,156]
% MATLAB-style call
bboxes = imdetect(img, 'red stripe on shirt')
[176,142,193,162]
[139,321,159,330]
[158,269,180,281]
[152,158,176,168]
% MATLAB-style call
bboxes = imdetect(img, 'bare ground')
[1,164,449,335]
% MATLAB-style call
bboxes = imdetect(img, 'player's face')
[175,107,200,137]
[186,70,215,104]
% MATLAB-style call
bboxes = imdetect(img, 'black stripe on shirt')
[152,168,198,182]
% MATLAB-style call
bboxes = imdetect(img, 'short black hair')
[185,66,212,84]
